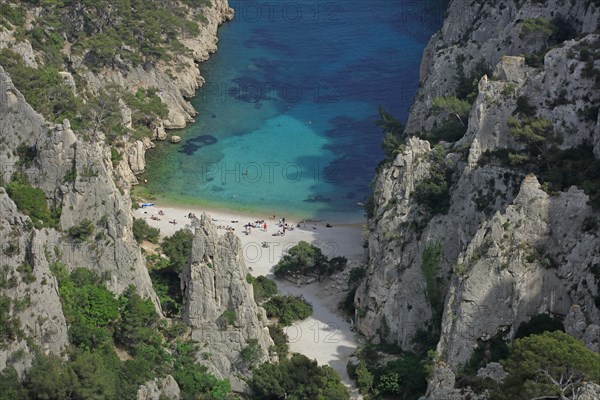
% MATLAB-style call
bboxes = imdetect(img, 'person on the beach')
[264,222,267,231]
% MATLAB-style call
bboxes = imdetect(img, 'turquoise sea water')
[144,0,446,222]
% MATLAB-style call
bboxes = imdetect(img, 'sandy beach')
[134,203,365,386]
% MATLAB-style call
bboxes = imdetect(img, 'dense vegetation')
[0,48,81,124]
[143,229,194,317]
[0,0,199,138]
[249,274,278,303]
[458,313,570,393]
[495,331,600,399]
[274,241,347,278]
[263,295,313,326]
[132,218,160,243]
[0,263,232,400]
[348,344,427,400]
[250,353,349,400]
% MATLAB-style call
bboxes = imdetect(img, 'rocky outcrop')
[182,214,274,393]
[0,65,159,370]
[407,0,600,135]
[358,0,600,398]
[74,0,233,130]
[438,175,597,367]
[565,304,600,353]
[137,375,180,400]
[0,190,69,375]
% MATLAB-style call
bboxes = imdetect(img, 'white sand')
[134,204,365,386]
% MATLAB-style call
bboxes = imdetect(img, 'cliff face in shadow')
[356,1,600,397]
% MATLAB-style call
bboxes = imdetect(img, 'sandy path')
[134,204,365,386]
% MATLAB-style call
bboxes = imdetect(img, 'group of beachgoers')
[145,209,200,226]
[146,209,178,225]
[141,206,334,237]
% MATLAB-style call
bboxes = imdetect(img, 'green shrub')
[252,275,278,303]
[374,354,427,399]
[147,255,182,318]
[0,367,28,400]
[268,325,289,358]
[348,267,366,287]
[221,309,237,326]
[432,96,471,128]
[364,193,376,219]
[414,146,452,215]
[250,353,349,400]
[16,263,35,284]
[455,56,491,102]
[274,241,347,278]
[497,331,600,399]
[421,242,444,325]
[241,339,263,366]
[6,176,58,229]
[16,144,37,168]
[172,341,231,400]
[425,118,467,143]
[375,105,406,160]
[115,286,161,350]
[161,229,194,272]
[25,353,78,399]
[0,295,22,347]
[263,295,313,326]
[67,219,94,243]
[463,333,509,376]
[350,344,428,400]
[520,18,555,41]
[0,48,81,123]
[132,218,160,243]
[514,96,537,117]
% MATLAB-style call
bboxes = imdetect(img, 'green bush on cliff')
[21,0,205,68]
[147,254,182,317]
[67,219,94,243]
[414,145,452,215]
[0,295,22,347]
[520,18,555,42]
[376,105,406,161]
[252,275,278,303]
[6,175,59,229]
[0,48,81,124]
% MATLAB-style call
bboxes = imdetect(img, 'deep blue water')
[145,0,445,221]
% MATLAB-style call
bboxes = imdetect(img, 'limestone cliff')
[0,0,258,390]
[0,0,234,183]
[356,0,600,398]
[182,214,274,393]
[0,65,159,371]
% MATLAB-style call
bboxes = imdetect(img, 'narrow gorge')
[1,0,600,399]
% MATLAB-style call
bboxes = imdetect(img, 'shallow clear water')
[144,0,445,221]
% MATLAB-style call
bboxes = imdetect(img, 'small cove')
[144,0,445,222]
